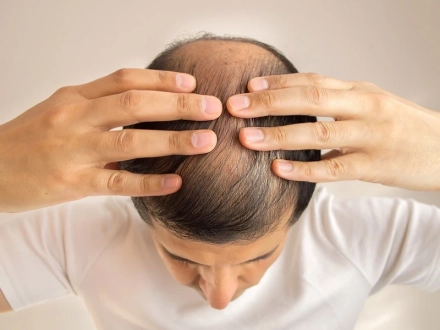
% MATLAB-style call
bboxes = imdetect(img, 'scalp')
[121,35,319,244]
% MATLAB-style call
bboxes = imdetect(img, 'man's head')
[120,34,320,309]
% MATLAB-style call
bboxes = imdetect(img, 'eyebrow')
[162,244,280,266]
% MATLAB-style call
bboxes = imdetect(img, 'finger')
[227,87,370,119]
[88,129,217,162]
[271,154,365,183]
[86,90,222,129]
[84,169,183,196]
[249,74,416,111]
[248,73,355,92]
[239,121,364,151]
[75,69,196,99]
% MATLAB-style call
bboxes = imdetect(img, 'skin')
[0,69,222,212]
[227,72,440,191]
[148,211,291,310]
[1,39,440,313]
[2,41,438,213]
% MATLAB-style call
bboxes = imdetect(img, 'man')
[0,34,439,329]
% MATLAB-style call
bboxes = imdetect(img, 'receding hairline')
[148,33,297,75]
[171,38,280,62]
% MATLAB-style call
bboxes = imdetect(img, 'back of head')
[120,34,320,244]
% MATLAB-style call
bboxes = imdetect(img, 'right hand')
[0,69,222,212]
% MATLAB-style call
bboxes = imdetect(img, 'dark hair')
[120,33,320,244]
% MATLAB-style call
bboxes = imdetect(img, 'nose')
[198,267,238,310]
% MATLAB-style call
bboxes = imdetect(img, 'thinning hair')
[120,33,320,244]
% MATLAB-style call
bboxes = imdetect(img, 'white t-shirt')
[0,187,439,330]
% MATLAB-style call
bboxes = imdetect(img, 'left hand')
[226,73,440,191]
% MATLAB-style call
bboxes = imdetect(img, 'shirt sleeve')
[0,197,127,311]
[314,190,440,293]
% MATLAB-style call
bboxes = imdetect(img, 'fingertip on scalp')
[201,97,222,116]
[162,175,182,190]
[191,130,217,150]
[249,77,269,92]
[272,160,294,178]
[238,128,254,148]
[176,73,196,90]
[227,95,251,113]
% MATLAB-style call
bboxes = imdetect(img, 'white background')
[0,0,439,329]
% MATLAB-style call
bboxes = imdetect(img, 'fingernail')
[176,74,195,89]
[229,95,250,111]
[250,78,269,91]
[201,97,222,115]
[243,128,264,143]
[277,161,293,172]
[162,176,180,188]
[191,132,215,148]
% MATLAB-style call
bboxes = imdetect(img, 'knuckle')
[112,68,134,87]
[305,73,324,85]
[375,92,394,109]
[155,70,170,85]
[256,91,276,108]
[121,90,143,112]
[314,122,335,144]
[50,170,71,188]
[271,75,289,89]
[271,127,288,144]
[368,92,395,117]
[45,105,68,127]
[54,86,75,96]
[168,132,182,152]
[176,93,196,115]
[89,171,104,192]
[300,162,315,178]
[114,130,136,154]
[106,171,126,193]
[140,175,156,193]
[323,158,346,177]
[305,85,326,105]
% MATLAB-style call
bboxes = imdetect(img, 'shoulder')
[0,196,141,243]
[304,185,438,225]
[296,186,439,249]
